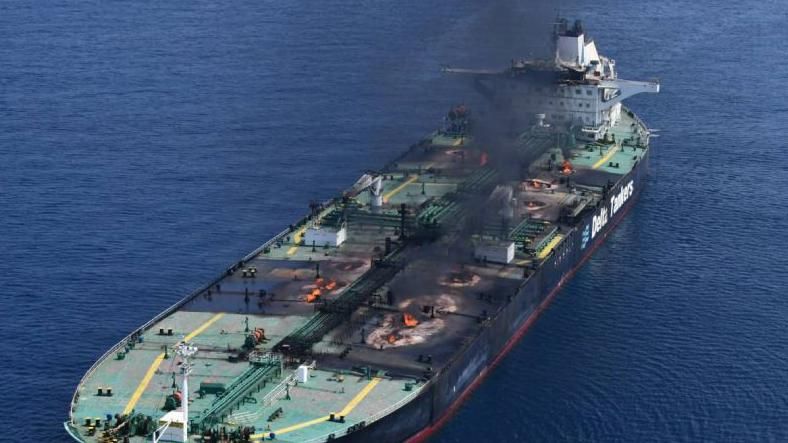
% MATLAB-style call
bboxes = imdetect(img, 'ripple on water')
[3,0,788,442]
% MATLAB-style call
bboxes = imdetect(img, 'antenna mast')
[176,343,198,442]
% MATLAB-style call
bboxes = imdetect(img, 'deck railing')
[297,384,425,443]
[67,225,292,423]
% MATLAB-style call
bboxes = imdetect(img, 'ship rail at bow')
[65,226,291,426]
[65,16,659,443]
[294,387,425,443]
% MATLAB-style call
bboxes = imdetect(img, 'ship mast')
[176,343,198,442]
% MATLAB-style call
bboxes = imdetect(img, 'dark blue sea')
[2,1,787,441]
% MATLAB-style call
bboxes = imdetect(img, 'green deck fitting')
[198,359,283,428]
[417,198,459,227]
[276,249,406,355]
[530,227,560,254]
[417,167,501,230]
[68,100,654,443]
[508,218,551,244]
[347,208,416,230]
[199,381,226,395]
[319,209,347,229]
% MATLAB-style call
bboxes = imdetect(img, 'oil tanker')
[66,18,659,443]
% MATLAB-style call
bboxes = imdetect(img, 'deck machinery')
[66,19,658,443]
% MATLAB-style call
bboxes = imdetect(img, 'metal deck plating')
[66,18,658,443]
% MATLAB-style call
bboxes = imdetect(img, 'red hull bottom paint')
[404,193,640,443]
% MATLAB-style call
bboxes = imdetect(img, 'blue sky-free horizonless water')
[2,0,788,441]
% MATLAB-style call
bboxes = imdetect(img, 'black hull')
[336,150,650,443]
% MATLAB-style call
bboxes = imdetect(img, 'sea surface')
[2,1,787,442]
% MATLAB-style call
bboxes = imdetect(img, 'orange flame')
[561,160,573,175]
[306,288,321,303]
[313,277,337,292]
[387,334,398,344]
[403,313,419,327]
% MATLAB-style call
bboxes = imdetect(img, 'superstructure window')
[575,89,581,95]
[586,90,593,96]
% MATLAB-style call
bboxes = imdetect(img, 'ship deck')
[68,109,649,443]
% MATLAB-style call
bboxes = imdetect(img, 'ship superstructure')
[446,19,659,140]
[66,19,658,443]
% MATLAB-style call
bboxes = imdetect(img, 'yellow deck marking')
[122,352,165,415]
[537,234,565,260]
[183,313,225,342]
[122,313,225,415]
[592,144,620,169]
[250,378,383,439]
[337,377,381,416]
[383,175,418,203]
[287,226,308,256]
[268,415,331,436]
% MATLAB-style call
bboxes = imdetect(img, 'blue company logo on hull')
[581,224,591,250]
[590,180,635,241]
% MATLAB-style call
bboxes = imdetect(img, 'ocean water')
[2,1,787,442]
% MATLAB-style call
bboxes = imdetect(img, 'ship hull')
[332,149,650,443]
[63,150,649,443]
